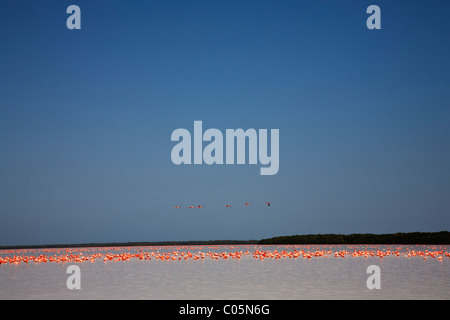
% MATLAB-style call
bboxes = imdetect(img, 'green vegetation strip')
[258,231,450,245]
[1,231,449,250]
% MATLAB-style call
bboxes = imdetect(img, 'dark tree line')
[258,231,450,245]
[2,231,449,250]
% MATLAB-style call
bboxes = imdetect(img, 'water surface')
[0,244,448,299]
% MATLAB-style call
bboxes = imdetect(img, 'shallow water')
[0,244,448,299]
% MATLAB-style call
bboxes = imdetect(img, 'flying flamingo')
[225,205,231,207]
[188,206,195,209]
[197,205,203,208]
[266,202,271,207]
[174,206,180,209]
[244,203,249,206]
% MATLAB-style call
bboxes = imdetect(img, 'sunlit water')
[0,245,448,299]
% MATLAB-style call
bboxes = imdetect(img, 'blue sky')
[0,0,449,246]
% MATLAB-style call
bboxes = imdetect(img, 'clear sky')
[0,0,449,246]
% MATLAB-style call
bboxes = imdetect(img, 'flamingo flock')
[1,245,448,265]
[174,202,271,209]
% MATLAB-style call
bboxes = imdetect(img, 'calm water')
[0,244,448,299]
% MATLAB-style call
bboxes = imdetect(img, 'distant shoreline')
[258,231,450,245]
[1,231,449,250]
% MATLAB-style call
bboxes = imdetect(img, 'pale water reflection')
[0,245,448,299]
